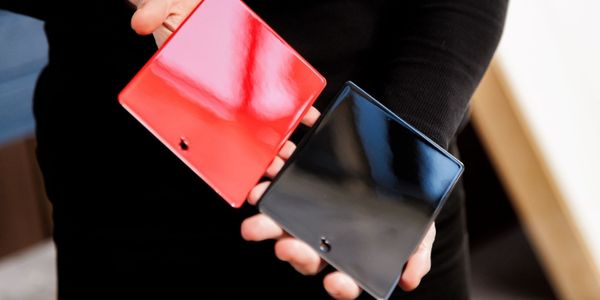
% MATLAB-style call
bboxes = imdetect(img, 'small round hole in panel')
[319,237,331,253]
[179,137,189,151]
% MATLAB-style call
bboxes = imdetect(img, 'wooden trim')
[0,137,51,257]
[471,61,600,299]
[24,138,52,237]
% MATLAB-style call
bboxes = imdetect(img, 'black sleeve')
[373,0,508,149]
[2,1,50,20]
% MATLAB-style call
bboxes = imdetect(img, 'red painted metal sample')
[119,0,326,207]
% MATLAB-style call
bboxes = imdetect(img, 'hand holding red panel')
[120,0,326,207]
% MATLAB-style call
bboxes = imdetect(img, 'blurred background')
[1,1,599,299]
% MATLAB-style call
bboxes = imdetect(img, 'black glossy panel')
[258,82,463,299]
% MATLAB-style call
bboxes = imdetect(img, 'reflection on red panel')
[119,0,326,207]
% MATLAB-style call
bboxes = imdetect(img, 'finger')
[275,238,324,276]
[241,214,285,241]
[247,181,270,206]
[131,0,172,35]
[399,224,436,291]
[152,26,171,47]
[277,140,297,161]
[324,272,362,300]
[301,106,321,127]
[161,15,180,33]
[168,0,203,27]
[423,223,437,248]
[399,246,430,291]
[265,156,285,179]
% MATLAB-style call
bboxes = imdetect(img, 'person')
[3,0,507,299]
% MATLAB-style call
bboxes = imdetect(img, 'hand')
[129,0,202,46]
[241,107,437,299]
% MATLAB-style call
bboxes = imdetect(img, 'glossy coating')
[119,0,326,207]
[259,82,463,300]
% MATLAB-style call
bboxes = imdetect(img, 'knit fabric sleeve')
[373,0,508,148]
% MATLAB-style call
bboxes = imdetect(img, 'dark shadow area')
[458,122,556,299]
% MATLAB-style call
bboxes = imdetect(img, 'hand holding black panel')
[258,82,463,299]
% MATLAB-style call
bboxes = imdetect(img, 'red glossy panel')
[119,0,326,207]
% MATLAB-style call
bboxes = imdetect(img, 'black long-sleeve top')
[2,1,508,298]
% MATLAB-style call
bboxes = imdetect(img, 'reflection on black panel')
[259,82,462,300]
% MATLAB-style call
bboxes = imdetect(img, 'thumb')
[131,0,172,35]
